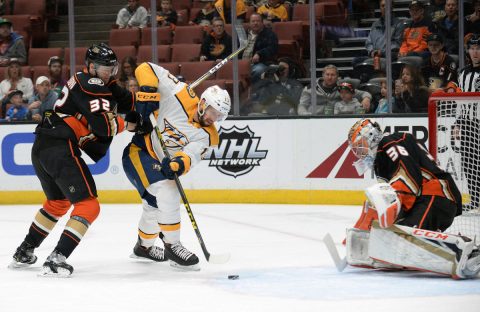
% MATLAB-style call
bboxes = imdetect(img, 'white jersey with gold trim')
[135,62,219,168]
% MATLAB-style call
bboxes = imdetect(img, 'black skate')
[38,250,73,277]
[130,239,167,262]
[9,241,37,269]
[164,242,200,271]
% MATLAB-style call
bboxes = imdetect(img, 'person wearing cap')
[298,64,372,115]
[0,18,26,66]
[3,89,27,121]
[399,1,434,57]
[334,82,365,115]
[26,76,58,122]
[431,0,459,55]
[0,58,33,118]
[421,33,457,91]
[47,56,66,95]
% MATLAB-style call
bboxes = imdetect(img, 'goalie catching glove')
[161,152,191,180]
[365,183,401,228]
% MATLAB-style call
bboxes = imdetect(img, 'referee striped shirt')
[458,65,480,92]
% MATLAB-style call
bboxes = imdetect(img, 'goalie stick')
[323,233,347,272]
[144,24,247,264]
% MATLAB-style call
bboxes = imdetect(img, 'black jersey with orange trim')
[49,72,135,161]
[374,132,461,214]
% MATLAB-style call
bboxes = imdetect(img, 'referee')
[454,33,480,212]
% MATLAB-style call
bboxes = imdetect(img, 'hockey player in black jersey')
[9,43,137,277]
[343,119,480,279]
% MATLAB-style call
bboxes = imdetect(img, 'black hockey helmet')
[85,43,118,67]
[466,33,480,48]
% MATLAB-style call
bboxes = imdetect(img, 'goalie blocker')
[346,222,480,279]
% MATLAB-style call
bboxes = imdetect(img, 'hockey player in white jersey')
[343,118,480,279]
[122,62,230,270]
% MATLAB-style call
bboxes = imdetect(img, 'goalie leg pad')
[346,228,401,269]
[369,222,479,278]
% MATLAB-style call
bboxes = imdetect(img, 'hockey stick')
[323,233,348,272]
[189,23,248,89]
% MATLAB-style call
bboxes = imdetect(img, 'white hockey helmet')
[348,118,383,159]
[198,85,231,123]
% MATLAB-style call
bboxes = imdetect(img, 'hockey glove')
[135,87,160,118]
[125,111,153,134]
[104,112,125,136]
[161,152,191,180]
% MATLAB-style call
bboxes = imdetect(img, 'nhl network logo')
[205,125,268,178]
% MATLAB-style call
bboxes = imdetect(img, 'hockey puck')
[228,275,239,280]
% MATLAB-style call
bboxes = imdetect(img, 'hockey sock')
[54,216,90,258]
[25,208,59,248]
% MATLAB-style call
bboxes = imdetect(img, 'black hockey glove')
[125,111,153,134]
[160,152,191,180]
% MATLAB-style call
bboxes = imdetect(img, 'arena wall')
[0,116,428,204]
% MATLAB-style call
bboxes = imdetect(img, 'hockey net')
[428,92,480,239]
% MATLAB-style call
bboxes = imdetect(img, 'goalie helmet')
[198,85,231,123]
[348,119,383,175]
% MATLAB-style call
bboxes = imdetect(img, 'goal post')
[428,91,480,239]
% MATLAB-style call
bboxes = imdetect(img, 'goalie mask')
[198,85,231,125]
[348,119,383,175]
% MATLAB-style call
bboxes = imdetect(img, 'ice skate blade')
[169,261,200,271]
[8,260,35,270]
[130,253,158,262]
[38,266,72,278]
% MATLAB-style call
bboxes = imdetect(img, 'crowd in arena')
[0,0,478,121]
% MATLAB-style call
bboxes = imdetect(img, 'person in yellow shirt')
[214,0,247,23]
[257,0,288,22]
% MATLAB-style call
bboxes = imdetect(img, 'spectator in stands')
[353,0,404,66]
[200,17,232,62]
[298,65,372,115]
[426,0,446,22]
[0,18,27,66]
[374,79,393,114]
[190,0,217,27]
[421,33,457,91]
[117,56,137,89]
[214,0,247,24]
[247,57,304,115]
[3,90,27,121]
[27,76,58,123]
[157,0,177,28]
[116,0,148,29]
[431,0,459,55]
[47,56,66,96]
[127,77,139,93]
[240,13,279,82]
[465,0,480,35]
[334,82,365,115]
[393,64,429,113]
[257,0,289,23]
[398,1,433,57]
[0,58,33,117]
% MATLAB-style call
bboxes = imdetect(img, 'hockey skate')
[38,250,73,277]
[164,242,200,271]
[9,241,37,269]
[463,249,480,278]
[130,239,167,262]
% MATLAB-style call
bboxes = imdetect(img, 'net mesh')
[431,96,480,239]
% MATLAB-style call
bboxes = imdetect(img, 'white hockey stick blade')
[208,252,231,264]
[323,233,348,272]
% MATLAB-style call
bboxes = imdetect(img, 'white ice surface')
[1,204,479,312]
